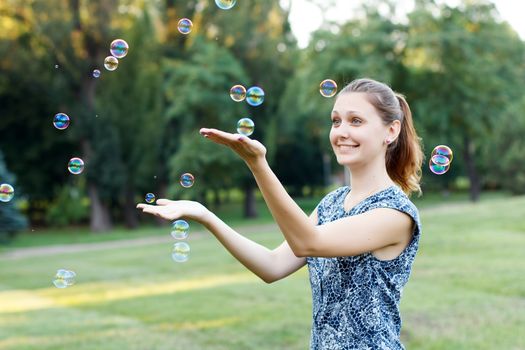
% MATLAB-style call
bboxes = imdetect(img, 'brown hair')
[340,78,424,196]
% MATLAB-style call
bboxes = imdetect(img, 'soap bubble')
[53,113,70,130]
[429,158,450,175]
[104,56,119,71]
[246,86,265,107]
[145,193,156,204]
[110,39,129,58]
[68,157,84,175]
[215,0,236,10]
[172,242,190,262]
[320,79,337,97]
[0,183,14,203]
[230,85,246,102]
[92,69,101,78]
[237,118,254,136]
[171,219,189,240]
[177,18,193,34]
[431,145,453,163]
[180,173,195,188]
[53,269,76,288]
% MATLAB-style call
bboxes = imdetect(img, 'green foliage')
[45,179,90,227]
[0,150,28,243]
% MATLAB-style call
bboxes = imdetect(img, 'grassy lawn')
[0,192,524,349]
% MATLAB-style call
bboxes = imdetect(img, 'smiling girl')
[138,77,424,349]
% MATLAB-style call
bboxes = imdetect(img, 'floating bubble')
[104,56,119,71]
[92,69,101,78]
[180,173,195,188]
[215,0,236,10]
[110,39,129,58]
[53,113,70,130]
[237,117,254,136]
[172,242,190,262]
[429,158,450,175]
[431,145,453,163]
[145,193,156,204]
[171,219,189,240]
[55,64,59,69]
[230,85,246,102]
[53,269,76,288]
[431,154,451,167]
[68,157,84,175]
[177,18,193,34]
[0,183,14,203]
[320,79,337,97]
[246,86,265,106]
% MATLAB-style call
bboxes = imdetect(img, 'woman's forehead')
[332,92,376,115]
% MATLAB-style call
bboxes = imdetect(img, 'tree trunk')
[123,184,138,229]
[463,136,481,202]
[88,184,112,232]
[243,183,258,218]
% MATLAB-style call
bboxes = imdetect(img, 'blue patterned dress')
[306,185,421,350]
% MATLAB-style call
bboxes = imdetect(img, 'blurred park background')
[0,0,524,349]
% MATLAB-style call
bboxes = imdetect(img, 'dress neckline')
[341,185,396,214]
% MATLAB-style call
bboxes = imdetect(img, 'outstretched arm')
[137,199,312,283]
[200,128,413,258]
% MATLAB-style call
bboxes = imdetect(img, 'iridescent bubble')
[237,117,254,136]
[320,79,338,97]
[431,154,451,167]
[215,0,236,10]
[180,173,195,188]
[431,145,453,163]
[104,56,119,71]
[429,158,450,175]
[230,85,246,102]
[145,193,156,204]
[110,39,129,59]
[92,69,101,78]
[68,157,84,175]
[177,18,193,34]
[0,183,14,203]
[246,86,265,107]
[55,64,59,69]
[53,113,70,130]
[171,219,189,240]
[53,269,76,288]
[172,242,190,263]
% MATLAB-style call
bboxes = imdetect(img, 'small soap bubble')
[110,39,129,58]
[215,0,236,10]
[320,79,337,97]
[246,86,265,107]
[180,173,195,188]
[92,69,101,78]
[53,113,70,130]
[431,145,453,163]
[172,242,190,263]
[230,85,246,102]
[237,117,255,136]
[55,64,59,69]
[145,193,156,204]
[68,157,84,175]
[429,158,450,175]
[431,154,450,167]
[171,219,189,240]
[177,18,193,34]
[0,183,14,203]
[104,56,119,71]
[53,269,76,288]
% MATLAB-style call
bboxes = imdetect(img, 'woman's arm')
[137,199,314,283]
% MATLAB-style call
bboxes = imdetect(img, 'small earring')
[385,139,392,145]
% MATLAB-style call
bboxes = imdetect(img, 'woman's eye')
[331,119,341,125]
[351,118,362,124]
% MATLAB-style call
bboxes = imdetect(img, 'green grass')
[0,193,524,349]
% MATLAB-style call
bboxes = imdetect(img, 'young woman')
[137,78,424,349]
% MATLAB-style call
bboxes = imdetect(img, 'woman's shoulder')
[368,185,421,226]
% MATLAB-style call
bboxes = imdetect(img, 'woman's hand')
[136,199,210,224]
[199,128,267,168]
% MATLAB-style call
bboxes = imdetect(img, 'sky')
[285,0,525,48]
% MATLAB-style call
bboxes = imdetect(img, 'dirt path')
[0,222,279,260]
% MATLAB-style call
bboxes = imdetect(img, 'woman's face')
[329,92,393,167]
